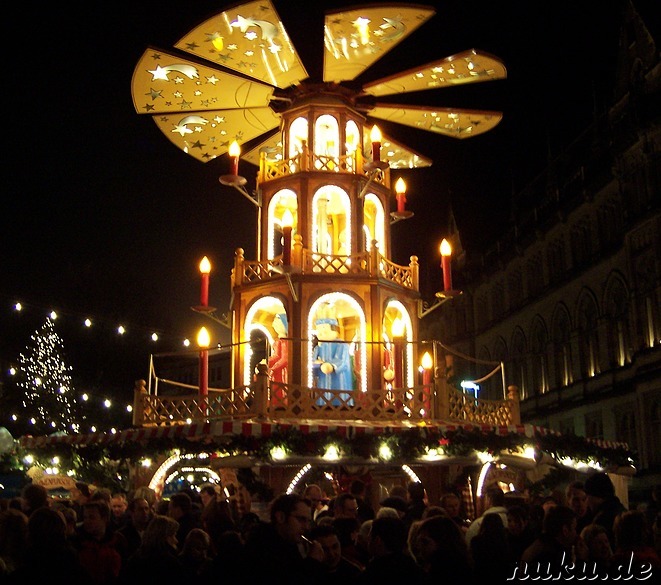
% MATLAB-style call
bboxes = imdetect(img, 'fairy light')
[286,463,312,494]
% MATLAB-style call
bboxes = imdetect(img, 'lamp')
[391,177,414,222]
[199,256,211,307]
[219,141,248,191]
[440,239,453,292]
[197,327,210,412]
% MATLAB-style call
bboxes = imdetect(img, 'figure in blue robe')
[312,318,354,407]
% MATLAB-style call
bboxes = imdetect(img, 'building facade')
[426,1,660,503]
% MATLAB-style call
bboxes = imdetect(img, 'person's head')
[542,505,577,548]
[542,495,559,514]
[439,493,462,518]
[310,524,343,569]
[71,482,91,505]
[273,313,288,337]
[198,483,218,508]
[90,487,111,504]
[565,481,588,518]
[141,514,179,554]
[506,505,529,536]
[20,483,50,516]
[315,319,339,341]
[331,516,359,549]
[82,500,111,539]
[128,497,152,530]
[580,523,613,563]
[479,512,506,536]
[413,514,467,565]
[132,486,157,508]
[0,508,28,557]
[181,527,211,560]
[27,507,68,548]
[389,485,409,501]
[407,481,426,504]
[168,492,193,520]
[350,479,366,498]
[110,493,128,518]
[379,496,407,518]
[614,510,650,551]
[334,493,359,519]
[303,484,325,510]
[368,516,407,558]
[53,503,78,536]
[484,485,505,509]
[269,493,312,543]
[584,473,615,511]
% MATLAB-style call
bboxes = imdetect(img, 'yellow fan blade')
[362,49,507,97]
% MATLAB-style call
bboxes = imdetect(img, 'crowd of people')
[0,473,659,584]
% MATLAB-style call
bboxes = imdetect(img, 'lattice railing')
[379,255,414,288]
[302,251,369,275]
[242,258,283,283]
[138,388,253,426]
[447,386,515,425]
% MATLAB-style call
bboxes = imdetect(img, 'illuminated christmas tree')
[16,317,81,435]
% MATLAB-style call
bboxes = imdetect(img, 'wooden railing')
[233,247,417,290]
[132,366,520,427]
[256,145,389,187]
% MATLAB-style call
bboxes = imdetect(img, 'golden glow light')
[440,238,452,257]
[394,177,406,195]
[199,256,211,274]
[197,327,210,348]
[392,317,405,337]
[229,140,241,158]
[370,125,382,143]
[282,209,294,228]
[421,351,432,370]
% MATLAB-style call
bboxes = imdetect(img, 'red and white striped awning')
[17,419,629,451]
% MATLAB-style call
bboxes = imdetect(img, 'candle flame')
[282,209,294,228]
[392,317,405,337]
[440,239,452,257]
[197,327,211,348]
[229,140,241,157]
[370,125,382,142]
[395,177,406,195]
[199,256,211,274]
[421,351,433,369]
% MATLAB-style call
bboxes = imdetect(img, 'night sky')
[2,0,658,393]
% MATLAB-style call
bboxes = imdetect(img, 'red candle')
[197,327,210,414]
[229,141,240,175]
[199,256,211,306]
[440,239,452,291]
[395,178,407,212]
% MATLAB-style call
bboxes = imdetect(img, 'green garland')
[15,425,635,492]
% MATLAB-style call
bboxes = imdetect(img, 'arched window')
[345,120,360,172]
[363,193,385,253]
[577,290,601,378]
[314,114,339,169]
[383,300,415,391]
[267,189,298,260]
[604,275,631,367]
[289,117,308,160]
[243,297,287,387]
[551,304,573,388]
[510,329,527,400]
[312,185,351,256]
[530,316,549,395]
[307,292,366,396]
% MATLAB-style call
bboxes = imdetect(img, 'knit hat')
[584,472,615,499]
